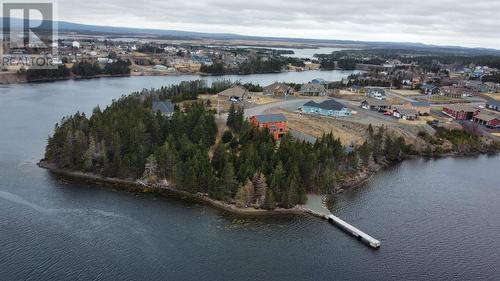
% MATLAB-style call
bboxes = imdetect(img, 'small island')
[39,80,500,215]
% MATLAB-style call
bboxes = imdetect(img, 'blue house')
[302,99,351,117]
[486,100,500,112]
[311,78,327,85]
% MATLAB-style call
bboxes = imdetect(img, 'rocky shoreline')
[38,149,498,217]
[38,160,323,218]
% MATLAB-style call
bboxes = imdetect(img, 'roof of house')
[486,100,500,107]
[311,78,327,84]
[300,83,326,92]
[444,104,478,112]
[366,88,386,95]
[362,98,390,107]
[252,113,287,123]
[474,111,500,122]
[152,100,174,114]
[409,101,431,107]
[218,86,248,98]
[420,84,438,90]
[264,82,292,92]
[394,106,418,116]
[303,99,348,111]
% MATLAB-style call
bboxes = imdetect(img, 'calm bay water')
[0,72,499,280]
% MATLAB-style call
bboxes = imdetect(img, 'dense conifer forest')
[44,81,413,209]
[24,59,132,81]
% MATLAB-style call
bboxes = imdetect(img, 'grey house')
[300,83,327,96]
[152,100,175,117]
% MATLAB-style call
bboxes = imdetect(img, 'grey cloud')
[57,0,500,48]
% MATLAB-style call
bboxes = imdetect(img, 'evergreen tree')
[235,179,255,207]
[227,103,236,128]
[261,188,276,210]
[143,154,158,182]
[358,140,372,165]
[252,172,268,206]
[220,161,238,197]
[270,161,286,202]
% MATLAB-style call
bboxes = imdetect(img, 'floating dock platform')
[326,214,381,249]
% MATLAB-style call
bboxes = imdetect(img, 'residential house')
[350,85,363,93]
[486,100,500,112]
[218,86,248,102]
[440,86,474,98]
[393,107,418,120]
[263,82,294,96]
[360,98,391,112]
[300,83,327,96]
[465,80,488,93]
[403,101,431,115]
[249,114,287,141]
[311,78,327,85]
[420,84,439,95]
[365,88,386,100]
[484,82,499,93]
[472,111,500,129]
[302,99,352,117]
[152,100,175,117]
[153,65,168,70]
[442,104,479,120]
[97,58,114,64]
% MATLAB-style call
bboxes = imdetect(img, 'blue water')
[0,73,499,280]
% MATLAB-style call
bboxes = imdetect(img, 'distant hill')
[2,17,500,56]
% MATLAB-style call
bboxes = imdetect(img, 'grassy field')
[273,109,367,145]
[390,89,421,96]
[482,93,500,101]
[425,96,457,103]
[247,92,281,105]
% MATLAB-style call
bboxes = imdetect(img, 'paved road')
[244,98,327,117]
[385,89,418,103]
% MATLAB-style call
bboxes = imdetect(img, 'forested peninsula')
[39,80,498,213]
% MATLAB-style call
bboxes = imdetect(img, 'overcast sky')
[57,0,500,49]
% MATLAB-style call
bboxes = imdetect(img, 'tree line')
[24,59,132,81]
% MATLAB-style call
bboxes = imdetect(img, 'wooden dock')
[326,214,381,249]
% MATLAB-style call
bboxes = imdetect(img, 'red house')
[472,111,500,129]
[442,104,479,120]
[250,114,287,141]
